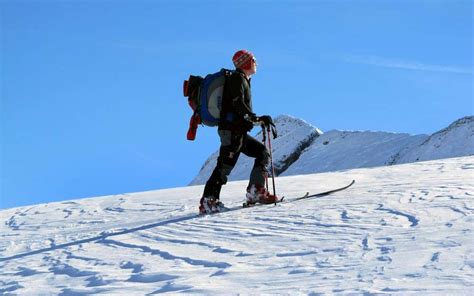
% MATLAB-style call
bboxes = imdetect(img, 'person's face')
[248,57,257,75]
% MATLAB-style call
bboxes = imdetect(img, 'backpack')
[183,68,234,141]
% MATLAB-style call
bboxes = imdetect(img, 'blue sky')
[1,0,472,209]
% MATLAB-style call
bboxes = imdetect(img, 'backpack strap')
[219,69,237,123]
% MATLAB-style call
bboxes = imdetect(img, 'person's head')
[232,49,257,77]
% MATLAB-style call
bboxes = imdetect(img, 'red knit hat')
[232,50,255,70]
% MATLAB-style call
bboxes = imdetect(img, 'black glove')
[242,113,257,131]
[258,115,275,128]
[244,119,254,131]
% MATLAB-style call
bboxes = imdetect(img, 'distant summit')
[191,115,473,184]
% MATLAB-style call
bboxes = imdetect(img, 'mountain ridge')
[192,115,473,184]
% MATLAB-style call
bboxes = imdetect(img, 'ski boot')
[245,184,279,206]
[199,196,227,215]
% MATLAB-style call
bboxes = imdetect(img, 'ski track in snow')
[1,157,473,294]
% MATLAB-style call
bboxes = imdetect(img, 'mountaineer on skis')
[199,50,278,214]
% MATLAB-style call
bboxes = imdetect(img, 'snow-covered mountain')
[190,115,321,185]
[1,156,473,294]
[192,115,473,183]
[396,116,474,164]
[282,130,428,176]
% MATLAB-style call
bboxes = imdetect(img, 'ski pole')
[266,126,277,204]
[261,126,269,191]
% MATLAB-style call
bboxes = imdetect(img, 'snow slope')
[283,130,427,176]
[1,156,473,294]
[190,115,321,185]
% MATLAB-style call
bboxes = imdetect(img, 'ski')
[242,196,285,208]
[289,179,356,202]
[205,180,356,215]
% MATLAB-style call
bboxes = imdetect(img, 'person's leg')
[241,134,278,204]
[241,134,270,188]
[203,130,244,199]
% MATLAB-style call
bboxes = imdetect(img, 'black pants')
[203,129,270,199]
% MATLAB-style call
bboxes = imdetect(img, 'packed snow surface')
[1,157,473,294]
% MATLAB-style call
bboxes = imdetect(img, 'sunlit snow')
[1,156,473,294]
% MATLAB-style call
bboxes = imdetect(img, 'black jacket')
[219,69,255,133]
